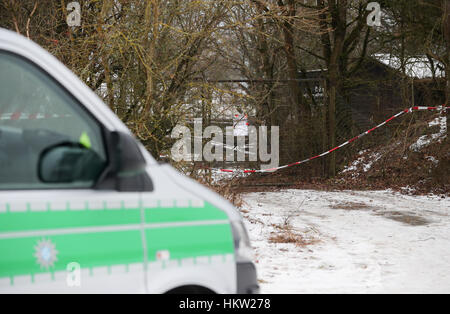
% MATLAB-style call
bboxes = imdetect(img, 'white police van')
[0,28,258,294]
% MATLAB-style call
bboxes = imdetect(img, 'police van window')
[0,51,106,190]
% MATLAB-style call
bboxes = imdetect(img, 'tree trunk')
[328,65,338,177]
[326,0,347,178]
[281,0,311,121]
[443,0,450,134]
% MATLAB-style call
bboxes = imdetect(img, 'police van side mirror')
[38,142,105,184]
[113,131,147,176]
[95,131,153,192]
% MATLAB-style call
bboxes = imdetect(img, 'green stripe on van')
[0,202,228,233]
[146,224,234,262]
[0,201,234,280]
[0,209,141,233]
[0,230,143,278]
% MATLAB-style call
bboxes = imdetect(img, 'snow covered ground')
[410,116,447,152]
[241,189,450,293]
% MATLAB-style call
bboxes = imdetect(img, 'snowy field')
[241,189,450,294]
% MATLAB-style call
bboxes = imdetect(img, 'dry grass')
[269,231,318,247]
[268,221,320,247]
[329,201,373,211]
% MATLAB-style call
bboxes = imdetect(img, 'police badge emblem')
[34,238,58,269]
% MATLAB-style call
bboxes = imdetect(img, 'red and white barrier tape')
[0,112,71,121]
[220,106,450,174]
